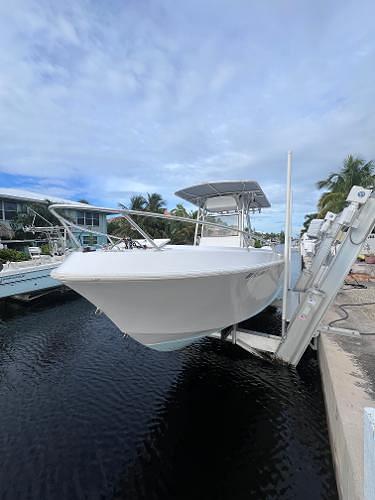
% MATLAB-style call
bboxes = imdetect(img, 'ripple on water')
[0,294,337,500]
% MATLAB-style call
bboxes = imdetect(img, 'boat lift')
[216,153,375,366]
[48,155,375,367]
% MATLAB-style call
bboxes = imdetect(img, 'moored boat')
[0,255,64,300]
[51,181,284,350]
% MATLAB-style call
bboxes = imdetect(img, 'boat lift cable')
[343,271,367,289]
[349,231,374,246]
[328,301,375,335]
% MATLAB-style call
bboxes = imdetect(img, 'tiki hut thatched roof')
[0,223,15,239]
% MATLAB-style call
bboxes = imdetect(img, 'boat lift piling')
[281,150,293,338]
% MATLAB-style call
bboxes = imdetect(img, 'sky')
[0,0,374,233]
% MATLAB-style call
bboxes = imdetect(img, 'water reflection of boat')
[51,181,284,351]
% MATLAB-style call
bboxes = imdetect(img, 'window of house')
[92,213,99,226]
[76,212,85,225]
[85,212,93,225]
[76,211,100,226]
[82,235,98,245]
[2,200,18,220]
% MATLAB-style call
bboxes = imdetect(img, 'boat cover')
[175,181,271,208]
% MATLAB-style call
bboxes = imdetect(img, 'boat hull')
[53,249,283,350]
[0,263,62,299]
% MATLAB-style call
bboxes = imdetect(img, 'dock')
[319,284,375,500]
[348,262,375,284]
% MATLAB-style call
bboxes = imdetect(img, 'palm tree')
[143,193,167,238]
[107,195,147,239]
[170,203,189,218]
[317,155,374,217]
[106,216,128,238]
[145,193,165,213]
[129,195,147,211]
[108,193,168,239]
[169,204,197,244]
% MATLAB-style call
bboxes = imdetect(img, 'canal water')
[0,251,338,500]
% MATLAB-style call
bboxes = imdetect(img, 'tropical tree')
[143,193,167,238]
[107,193,198,244]
[129,195,147,211]
[107,195,147,239]
[169,204,197,244]
[145,193,165,213]
[108,193,168,240]
[107,216,128,239]
[316,155,374,217]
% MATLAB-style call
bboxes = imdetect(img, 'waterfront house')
[0,188,108,248]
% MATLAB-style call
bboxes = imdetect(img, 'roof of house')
[0,188,89,207]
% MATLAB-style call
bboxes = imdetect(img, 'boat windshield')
[202,213,239,237]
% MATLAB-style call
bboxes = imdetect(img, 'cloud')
[0,0,374,232]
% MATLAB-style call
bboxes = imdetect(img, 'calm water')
[0,251,337,500]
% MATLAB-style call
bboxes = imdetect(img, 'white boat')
[51,181,284,350]
[0,253,64,299]
[0,226,70,300]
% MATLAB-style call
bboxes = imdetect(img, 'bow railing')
[48,203,259,251]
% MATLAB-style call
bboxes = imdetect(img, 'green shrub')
[40,244,51,255]
[0,248,29,262]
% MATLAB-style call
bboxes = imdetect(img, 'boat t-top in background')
[50,180,284,351]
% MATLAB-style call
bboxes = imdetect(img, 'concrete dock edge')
[318,285,375,499]
[319,334,362,500]
[364,408,375,499]
[319,331,375,499]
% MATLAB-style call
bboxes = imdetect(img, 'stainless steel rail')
[48,203,254,250]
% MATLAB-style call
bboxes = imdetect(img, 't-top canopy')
[175,181,271,209]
